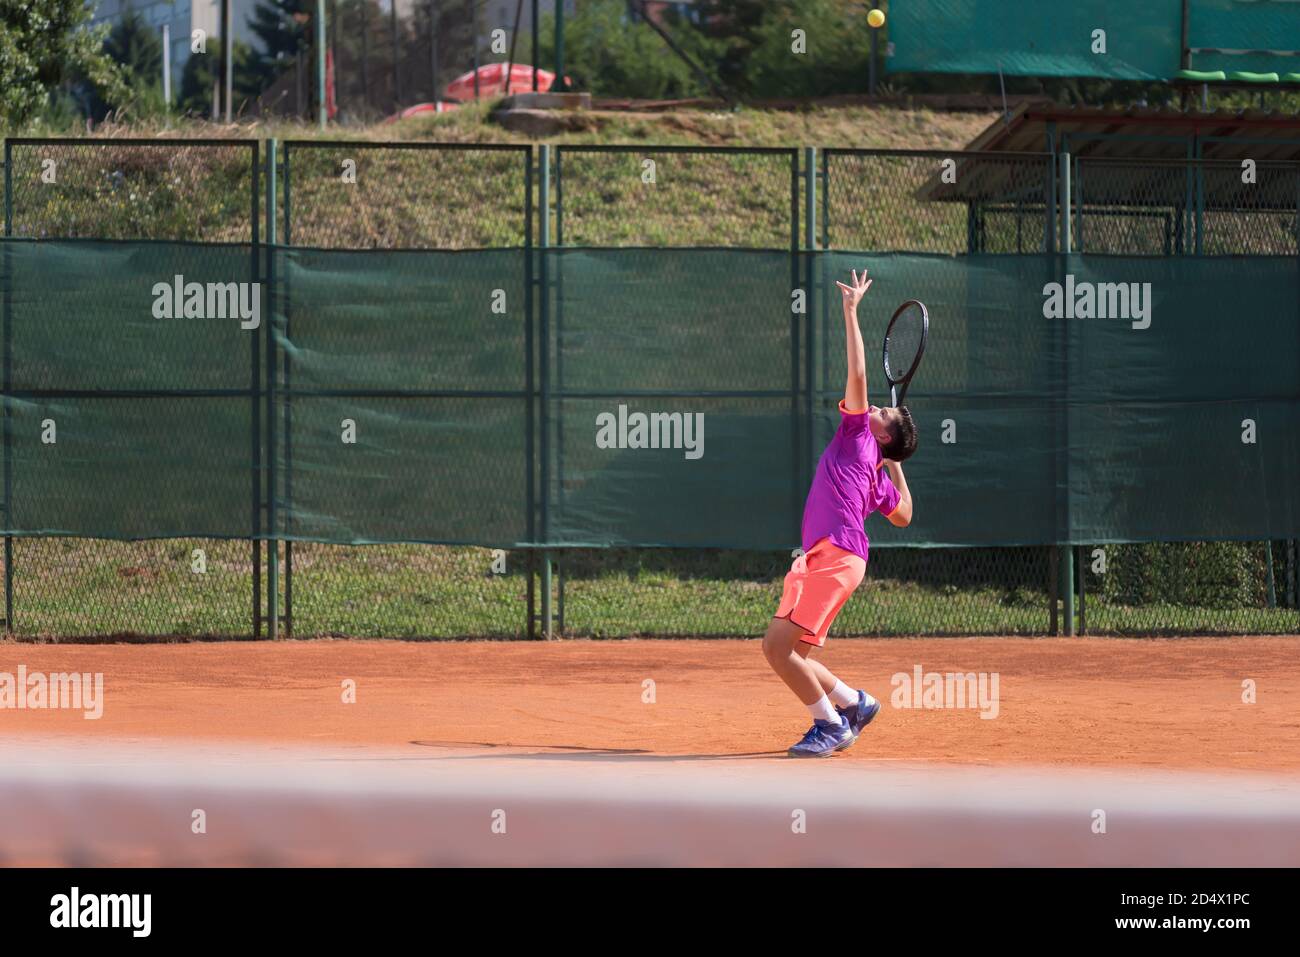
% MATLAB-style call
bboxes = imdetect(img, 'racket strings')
[885,312,924,382]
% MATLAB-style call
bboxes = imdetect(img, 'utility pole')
[318,0,328,128]
[472,0,480,100]
[390,0,401,108]
[330,0,339,112]
[162,23,171,111]
[212,1,224,119]
[429,1,440,101]
[554,0,564,90]
[223,0,233,122]
[506,0,523,95]
[362,0,371,113]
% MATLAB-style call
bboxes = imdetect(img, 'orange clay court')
[3,636,1299,867]
[1,636,1298,768]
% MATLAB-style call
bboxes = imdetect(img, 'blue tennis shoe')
[837,690,881,737]
[787,716,854,758]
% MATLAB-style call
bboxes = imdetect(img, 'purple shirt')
[800,401,901,563]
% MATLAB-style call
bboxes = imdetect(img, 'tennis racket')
[882,299,929,406]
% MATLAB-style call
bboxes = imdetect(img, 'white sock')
[829,681,858,709]
[808,695,841,725]
[831,681,874,710]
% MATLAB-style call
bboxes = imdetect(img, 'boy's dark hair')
[881,406,918,462]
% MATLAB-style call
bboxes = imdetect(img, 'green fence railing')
[0,138,1296,639]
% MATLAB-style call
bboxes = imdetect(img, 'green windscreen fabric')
[3,239,257,539]
[271,246,529,545]
[820,252,1061,549]
[834,252,1300,547]
[2,240,1297,547]
[890,0,1300,80]
[546,248,802,549]
[1062,254,1300,543]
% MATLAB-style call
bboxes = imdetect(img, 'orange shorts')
[774,537,866,646]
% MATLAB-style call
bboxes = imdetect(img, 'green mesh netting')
[889,0,1300,80]
[3,240,1297,548]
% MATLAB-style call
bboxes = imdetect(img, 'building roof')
[911,104,1300,212]
[967,103,1300,161]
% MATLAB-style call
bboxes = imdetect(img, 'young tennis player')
[763,268,918,758]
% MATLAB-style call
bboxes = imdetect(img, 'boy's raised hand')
[835,268,873,309]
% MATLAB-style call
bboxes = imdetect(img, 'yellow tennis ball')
[868,8,886,28]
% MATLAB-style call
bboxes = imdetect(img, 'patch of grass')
[12,538,255,639]
[7,109,1292,640]
[15,102,995,150]
[10,541,1290,640]
[6,104,995,245]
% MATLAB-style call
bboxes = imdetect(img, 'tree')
[0,0,127,128]
[321,1,478,118]
[248,0,313,87]
[738,0,874,98]
[538,0,718,99]
[690,0,771,96]
[104,8,164,81]
[178,39,263,117]
[85,9,166,121]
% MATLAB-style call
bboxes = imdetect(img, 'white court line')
[3,736,1299,866]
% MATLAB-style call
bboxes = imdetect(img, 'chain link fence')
[280,141,530,248]
[822,150,1054,254]
[2,138,262,639]
[544,146,802,639]
[554,146,799,249]
[11,538,256,640]
[5,138,257,242]
[277,543,529,639]
[1079,541,1300,636]
[273,141,532,639]
[1,139,1296,639]
[545,546,1054,638]
[1067,156,1300,633]
[254,0,481,124]
[1074,157,1300,256]
[820,149,1299,637]
[814,150,1055,638]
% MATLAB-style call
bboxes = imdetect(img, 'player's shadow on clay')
[409,740,785,760]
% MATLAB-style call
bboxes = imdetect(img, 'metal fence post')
[1046,125,1057,255]
[250,139,263,639]
[554,147,566,625]
[266,139,279,639]
[282,144,294,638]
[790,149,801,537]
[1075,157,1084,251]
[820,149,830,438]
[2,139,12,632]
[1058,150,1075,636]
[538,144,552,638]
[525,146,536,639]
[1059,150,1072,252]
[1076,544,1086,634]
[804,147,817,488]
[1194,155,1204,257]
[1048,545,1059,635]
[1294,157,1300,613]
[317,0,328,129]
[1288,539,1297,611]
